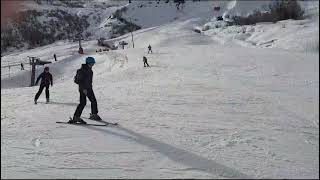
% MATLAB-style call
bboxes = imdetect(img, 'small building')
[214,6,221,11]
[97,38,118,50]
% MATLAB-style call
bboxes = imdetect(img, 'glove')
[83,89,87,95]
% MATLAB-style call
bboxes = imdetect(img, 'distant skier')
[176,2,180,10]
[175,0,184,10]
[147,44,152,54]
[34,66,53,104]
[20,63,24,70]
[121,41,125,49]
[69,57,102,124]
[54,54,57,61]
[143,56,150,67]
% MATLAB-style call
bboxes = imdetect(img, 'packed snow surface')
[1,0,319,179]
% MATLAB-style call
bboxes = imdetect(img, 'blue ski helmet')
[86,56,95,64]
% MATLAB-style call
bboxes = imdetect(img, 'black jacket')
[36,72,53,86]
[77,64,93,90]
[143,56,147,62]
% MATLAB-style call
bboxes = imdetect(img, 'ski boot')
[46,98,49,103]
[89,113,102,121]
[68,116,87,124]
[34,99,37,104]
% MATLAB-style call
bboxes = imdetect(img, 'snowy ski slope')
[1,0,319,179]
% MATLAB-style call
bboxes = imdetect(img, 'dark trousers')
[144,61,150,67]
[74,89,98,117]
[35,84,49,100]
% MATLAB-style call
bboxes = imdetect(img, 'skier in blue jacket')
[69,57,101,124]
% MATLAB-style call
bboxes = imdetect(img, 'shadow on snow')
[83,125,251,178]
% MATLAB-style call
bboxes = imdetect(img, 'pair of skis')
[56,117,118,127]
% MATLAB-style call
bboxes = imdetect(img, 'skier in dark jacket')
[143,56,150,67]
[147,44,152,54]
[69,56,101,124]
[34,66,53,104]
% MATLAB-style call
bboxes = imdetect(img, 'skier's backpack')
[74,69,81,84]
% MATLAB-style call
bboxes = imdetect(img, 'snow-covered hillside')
[199,0,319,52]
[1,0,319,179]
[2,0,318,54]
[1,0,129,54]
